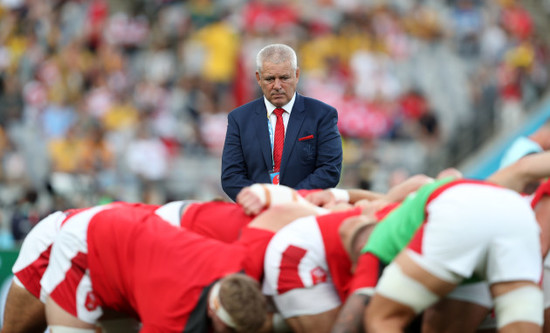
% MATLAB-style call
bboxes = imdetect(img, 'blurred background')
[0,0,549,247]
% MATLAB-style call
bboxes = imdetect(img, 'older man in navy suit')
[221,43,343,201]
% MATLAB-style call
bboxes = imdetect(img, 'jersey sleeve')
[349,252,384,295]
[374,202,400,221]
[532,179,550,208]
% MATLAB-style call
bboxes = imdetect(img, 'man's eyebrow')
[265,74,290,79]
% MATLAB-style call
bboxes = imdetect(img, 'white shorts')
[40,204,115,324]
[446,281,493,308]
[415,183,541,285]
[12,211,66,301]
[445,281,497,330]
[262,216,340,318]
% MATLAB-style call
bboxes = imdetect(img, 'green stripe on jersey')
[361,177,456,264]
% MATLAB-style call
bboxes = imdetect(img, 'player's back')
[86,203,264,329]
[181,201,253,242]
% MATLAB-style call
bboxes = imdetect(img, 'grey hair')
[256,44,298,73]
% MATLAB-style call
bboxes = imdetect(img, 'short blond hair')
[220,274,267,333]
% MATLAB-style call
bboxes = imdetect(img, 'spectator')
[125,122,170,204]
[40,99,77,140]
[101,93,140,133]
[449,0,483,57]
[499,0,534,41]
[10,188,41,243]
[47,124,85,176]
[79,122,116,193]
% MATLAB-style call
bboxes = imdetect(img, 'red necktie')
[273,108,285,172]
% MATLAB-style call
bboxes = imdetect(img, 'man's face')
[256,60,300,107]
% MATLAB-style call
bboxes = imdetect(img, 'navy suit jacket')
[221,93,343,201]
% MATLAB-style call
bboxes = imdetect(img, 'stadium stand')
[0,0,548,247]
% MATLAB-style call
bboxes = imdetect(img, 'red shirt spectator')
[242,0,298,34]
[500,3,533,41]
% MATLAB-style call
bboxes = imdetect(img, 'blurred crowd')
[0,0,549,245]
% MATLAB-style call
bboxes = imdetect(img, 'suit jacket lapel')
[281,94,305,175]
[253,101,272,170]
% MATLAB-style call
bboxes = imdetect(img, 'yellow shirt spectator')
[193,20,240,84]
[48,135,85,173]
[102,98,140,132]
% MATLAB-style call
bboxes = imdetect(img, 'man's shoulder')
[230,98,264,115]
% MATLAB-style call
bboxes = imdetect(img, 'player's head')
[339,215,378,264]
[208,273,268,333]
